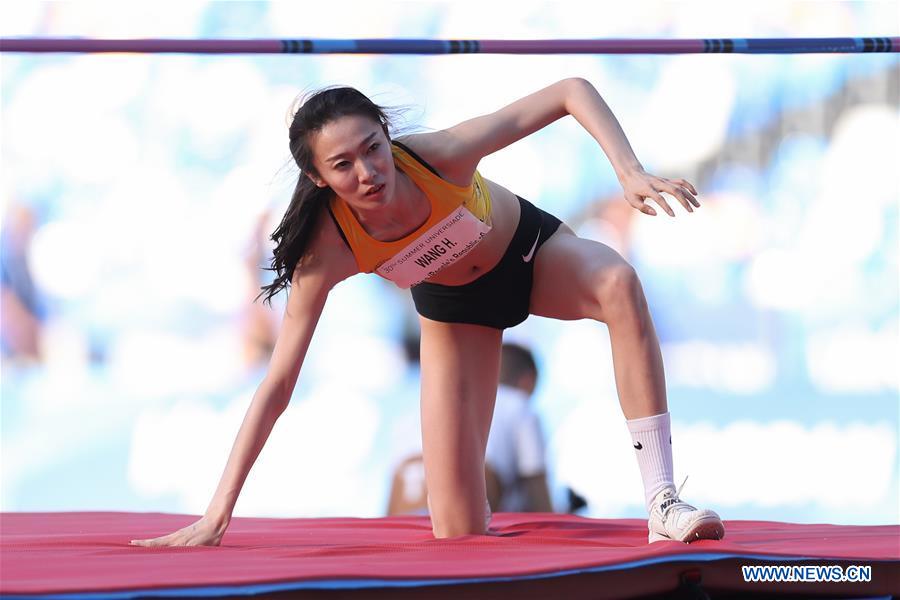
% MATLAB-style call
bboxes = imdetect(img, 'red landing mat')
[1,512,897,599]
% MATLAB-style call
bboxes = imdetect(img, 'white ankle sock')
[626,411,675,512]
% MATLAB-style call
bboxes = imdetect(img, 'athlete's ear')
[305,171,327,188]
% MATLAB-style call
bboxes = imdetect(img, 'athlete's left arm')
[433,77,700,217]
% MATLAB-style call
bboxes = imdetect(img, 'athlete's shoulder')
[292,204,358,289]
[393,132,475,186]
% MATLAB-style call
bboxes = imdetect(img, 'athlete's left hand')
[619,169,700,217]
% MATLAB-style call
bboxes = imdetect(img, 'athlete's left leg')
[529,224,724,543]
[529,223,665,420]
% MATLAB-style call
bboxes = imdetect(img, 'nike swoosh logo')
[522,226,541,263]
[633,441,643,450]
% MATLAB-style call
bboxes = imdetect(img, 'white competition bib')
[376,205,492,288]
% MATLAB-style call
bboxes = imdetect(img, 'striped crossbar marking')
[0,37,897,55]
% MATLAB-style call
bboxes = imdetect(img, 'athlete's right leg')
[529,224,723,543]
[418,316,502,538]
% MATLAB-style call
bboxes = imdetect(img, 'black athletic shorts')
[410,195,562,330]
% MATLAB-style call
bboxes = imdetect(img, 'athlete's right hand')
[129,515,229,547]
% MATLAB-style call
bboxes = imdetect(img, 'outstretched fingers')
[620,169,700,218]
[649,186,676,217]
[628,187,673,217]
[628,179,700,217]
[662,178,700,211]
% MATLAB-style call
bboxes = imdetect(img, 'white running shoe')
[647,476,725,543]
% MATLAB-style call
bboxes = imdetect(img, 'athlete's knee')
[428,492,489,538]
[593,262,646,320]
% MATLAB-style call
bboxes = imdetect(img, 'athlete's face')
[308,114,395,211]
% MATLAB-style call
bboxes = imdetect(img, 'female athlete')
[131,78,725,546]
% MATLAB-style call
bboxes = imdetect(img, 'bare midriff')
[420,178,519,287]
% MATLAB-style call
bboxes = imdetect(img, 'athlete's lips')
[365,184,385,196]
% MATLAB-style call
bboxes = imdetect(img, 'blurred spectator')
[1,203,46,363]
[386,342,554,515]
[485,343,553,512]
[386,454,502,517]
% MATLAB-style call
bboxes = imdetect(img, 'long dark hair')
[257,86,392,306]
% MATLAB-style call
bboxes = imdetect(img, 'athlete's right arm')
[130,210,357,548]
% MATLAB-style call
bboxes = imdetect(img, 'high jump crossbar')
[0,37,897,55]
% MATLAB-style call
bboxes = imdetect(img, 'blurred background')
[1,1,897,526]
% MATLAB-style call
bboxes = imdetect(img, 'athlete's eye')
[335,161,350,169]
[368,143,380,153]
